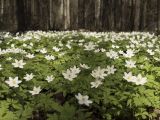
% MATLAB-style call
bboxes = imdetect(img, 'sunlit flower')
[123,72,136,82]
[5,77,22,87]
[105,65,116,74]
[23,43,27,47]
[26,53,35,58]
[46,75,54,82]
[70,66,81,74]
[75,93,92,106]
[24,73,34,81]
[135,74,147,85]
[29,86,41,95]
[12,59,26,68]
[62,66,81,81]
[40,48,47,54]
[123,49,135,58]
[90,80,103,88]
[100,48,106,52]
[45,55,55,60]
[94,49,100,53]
[84,42,97,51]
[66,44,71,49]
[80,63,90,69]
[106,50,119,59]
[147,49,154,55]
[91,67,108,79]
[125,60,136,68]
[52,46,60,52]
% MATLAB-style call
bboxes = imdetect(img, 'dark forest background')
[0,0,160,32]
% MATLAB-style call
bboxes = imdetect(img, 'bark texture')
[0,0,159,32]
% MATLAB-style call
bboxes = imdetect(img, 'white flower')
[12,59,26,68]
[91,67,108,79]
[112,45,119,49]
[70,66,81,74]
[24,73,34,81]
[26,53,35,58]
[94,49,100,53]
[5,77,22,87]
[66,44,71,49]
[52,46,60,52]
[123,49,135,58]
[0,64,2,70]
[123,72,136,82]
[123,72,147,85]
[46,75,54,82]
[106,50,119,59]
[154,57,160,61]
[100,48,106,52]
[119,50,124,54]
[62,66,81,81]
[40,48,47,54]
[105,65,116,74]
[78,43,83,46]
[112,45,116,48]
[79,39,85,43]
[59,41,63,47]
[90,80,103,88]
[84,42,97,51]
[135,74,147,85]
[34,34,41,40]
[62,69,77,81]
[80,64,90,69]
[147,49,154,55]
[23,43,27,47]
[125,60,136,68]
[75,93,93,106]
[45,55,55,60]
[11,44,15,48]
[30,42,33,46]
[130,44,135,48]
[29,86,41,95]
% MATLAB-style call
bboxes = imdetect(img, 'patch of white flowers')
[1,31,157,105]
[90,65,117,88]
[0,48,26,55]
[123,72,147,85]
